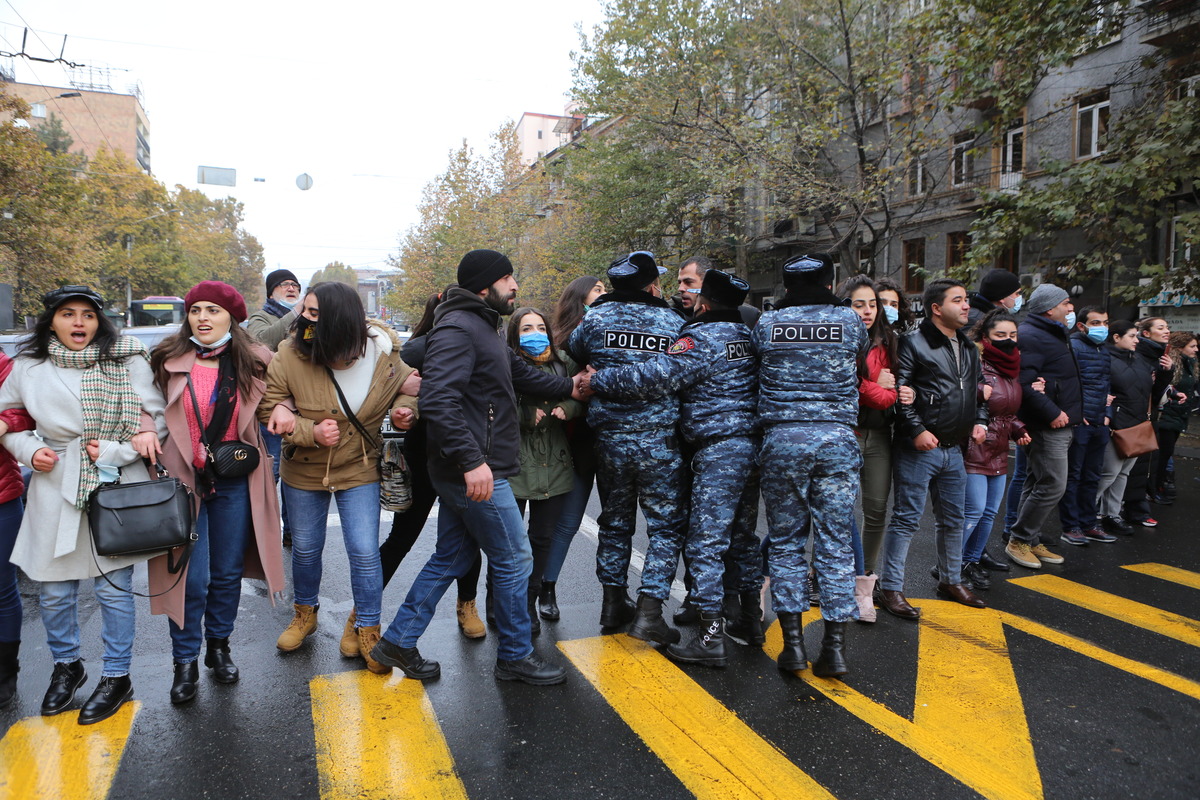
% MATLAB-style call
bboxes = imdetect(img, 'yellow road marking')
[1009,574,1200,647]
[310,671,467,800]
[559,634,835,800]
[1121,563,1200,591]
[0,702,138,800]
[764,606,1043,800]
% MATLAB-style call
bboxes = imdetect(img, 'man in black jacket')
[1006,283,1082,569]
[878,279,988,619]
[372,249,581,686]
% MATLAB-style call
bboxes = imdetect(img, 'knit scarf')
[263,298,292,319]
[981,339,1020,379]
[525,347,555,364]
[47,336,148,509]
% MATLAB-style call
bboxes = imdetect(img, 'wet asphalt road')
[1,454,1198,800]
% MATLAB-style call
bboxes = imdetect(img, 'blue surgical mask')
[277,297,297,309]
[1086,326,1108,344]
[1011,294,1024,313]
[520,332,550,357]
[883,305,899,324]
[191,331,232,350]
[1064,311,1076,330]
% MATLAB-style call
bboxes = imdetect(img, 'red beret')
[184,281,248,323]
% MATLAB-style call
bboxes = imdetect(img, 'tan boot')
[277,603,318,652]
[456,600,486,639]
[339,609,359,658]
[356,625,389,675]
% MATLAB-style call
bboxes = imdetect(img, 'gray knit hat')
[1026,283,1069,315]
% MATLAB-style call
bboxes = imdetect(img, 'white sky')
[1,0,606,284]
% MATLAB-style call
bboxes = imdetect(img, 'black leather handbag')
[89,462,197,587]
[187,377,259,478]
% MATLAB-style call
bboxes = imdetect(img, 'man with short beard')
[372,249,583,686]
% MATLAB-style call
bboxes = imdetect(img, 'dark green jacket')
[509,357,583,500]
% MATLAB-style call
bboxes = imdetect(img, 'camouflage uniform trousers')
[594,428,689,598]
[760,422,861,621]
[684,434,762,614]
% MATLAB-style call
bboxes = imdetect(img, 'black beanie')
[265,268,300,296]
[457,249,514,294]
[608,251,661,290]
[700,269,749,308]
[978,269,1022,302]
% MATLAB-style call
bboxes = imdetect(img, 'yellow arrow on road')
[0,702,138,800]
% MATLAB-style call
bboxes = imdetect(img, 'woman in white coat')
[0,286,166,725]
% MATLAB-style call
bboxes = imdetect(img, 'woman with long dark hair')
[0,285,167,725]
[1097,320,1156,534]
[505,307,582,632]
[375,286,486,639]
[540,276,605,619]
[1120,316,1175,525]
[150,281,284,705]
[260,282,418,673]
[874,277,916,334]
[1153,331,1198,498]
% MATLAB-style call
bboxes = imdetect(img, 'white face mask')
[1011,294,1024,313]
[191,330,232,350]
[1064,311,1076,330]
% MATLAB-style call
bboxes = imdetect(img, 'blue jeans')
[0,497,23,642]
[1058,423,1109,532]
[1004,445,1027,535]
[880,446,966,591]
[542,469,594,584]
[850,517,866,576]
[962,473,1007,563]
[284,482,383,627]
[41,568,135,677]
[260,424,289,536]
[169,475,251,662]
[384,477,533,662]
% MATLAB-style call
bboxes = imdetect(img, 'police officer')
[568,252,686,642]
[753,252,866,678]
[587,269,762,666]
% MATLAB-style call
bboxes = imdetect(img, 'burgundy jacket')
[964,346,1026,476]
[0,353,35,505]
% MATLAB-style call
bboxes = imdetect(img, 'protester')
[150,281,284,705]
[1095,321,1154,535]
[0,285,167,725]
[0,356,35,709]
[874,277,916,334]
[1122,316,1176,522]
[966,268,1023,329]
[1153,331,1198,498]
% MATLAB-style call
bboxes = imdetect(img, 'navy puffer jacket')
[1070,330,1110,425]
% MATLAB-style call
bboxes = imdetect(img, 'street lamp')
[123,209,182,323]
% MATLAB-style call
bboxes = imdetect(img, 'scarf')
[981,339,1020,379]
[524,347,555,364]
[47,336,148,509]
[263,298,293,319]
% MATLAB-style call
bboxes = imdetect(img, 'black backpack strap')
[325,367,379,450]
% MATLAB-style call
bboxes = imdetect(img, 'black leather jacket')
[894,319,987,448]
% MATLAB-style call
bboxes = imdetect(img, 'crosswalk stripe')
[1120,563,1200,591]
[1009,574,1200,647]
[310,671,467,800]
[559,633,836,800]
[0,702,138,800]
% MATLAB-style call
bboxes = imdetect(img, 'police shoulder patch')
[668,336,695,355]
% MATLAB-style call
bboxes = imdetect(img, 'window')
[999,117,1024,189]
[902,238,926,293]
[1170,213,1194,268]
[951,133,975,187]
[908,157,927,197]
[947,231,972,271]
[859,247,874,274]
[31,103,46,118]
[537,129,543,139]
[1076,90,1110,159]
[995,243,1020,273]
[1178,74,1199,101]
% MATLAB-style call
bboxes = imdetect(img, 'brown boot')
[457,600,486,639]
[277,604,318,652]
[356,625,389,675]
[340,609,359,658]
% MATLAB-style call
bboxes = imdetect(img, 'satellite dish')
[296,173,314,191]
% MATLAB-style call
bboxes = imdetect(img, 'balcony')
[951,166,1025,207]
[1140,0,1200,47]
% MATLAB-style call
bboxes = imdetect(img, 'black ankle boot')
[41,659,87,716]
[726,591,765,646]
[204,637,239,684]
[0,641,19,709]
[527,593,541,637]
[672,598,700,626]
[628,594,680,644]
[79,675,133,725]
[811,621,849,678]
[666,613,727,667]
[776,612,807,671]
[538,581,560,621]
[170,661,198,705]
[599,585,636,628]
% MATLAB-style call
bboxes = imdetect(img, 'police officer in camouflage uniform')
[587,269,762,666]
[753,253,866,678]
[567,252,687,642]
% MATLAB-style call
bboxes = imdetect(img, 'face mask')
[297,316,317,341]
[520,332,550,357]
[190,330,231,350]
[1064,311,1077,330]
[1086,326,1108,344]
[582,304,592,316]
[276,297,297,309]
[883,305,899,325]
[991,339,1018,353]
[1011,295,1024,313]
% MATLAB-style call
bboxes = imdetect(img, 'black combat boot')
[170,661,198,705]
[672,597,700,626]
[628,594,680,644]
[725,590,765,646]
[0,641,19,709]
[666,613,727,667]
[811,621,849,678]
[776,612,808,672]
[721,591,741,621]
[204,637,239,683]
[537,581,560,621]
[599,585,637,628]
